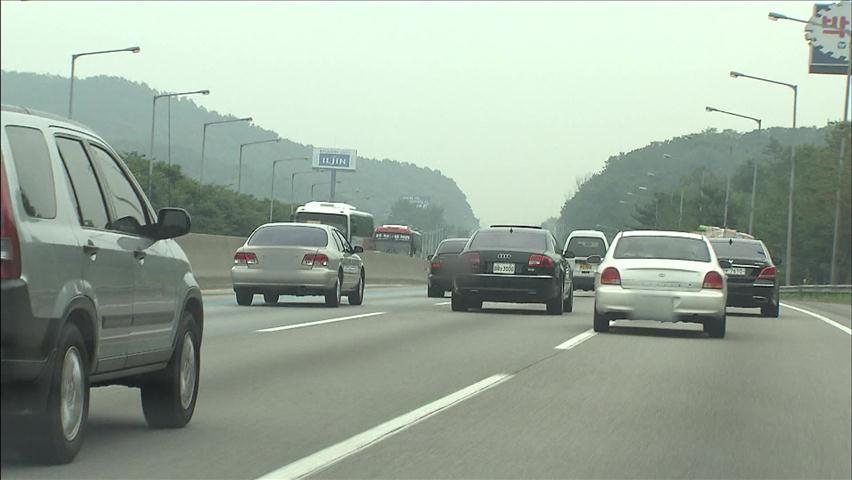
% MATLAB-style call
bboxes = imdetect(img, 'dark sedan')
[452,226,573,314]
[710,238,780,317]
[427,238,469,297]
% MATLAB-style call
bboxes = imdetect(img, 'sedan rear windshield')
[566,237,606,257]
[710,240,767,261]
[436,240,468,255]
[614,236,711,262]
[469,230,546,251]
[248,226,328,247]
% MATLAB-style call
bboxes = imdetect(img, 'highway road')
[2,286,850,479]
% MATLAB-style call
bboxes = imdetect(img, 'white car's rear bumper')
[595,285,726,323]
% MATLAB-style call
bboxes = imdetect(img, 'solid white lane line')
[555,329,597,350]
[257,373,513,480]
[255,312,387,333]
[780,302,851,335]
[434,301,451,305]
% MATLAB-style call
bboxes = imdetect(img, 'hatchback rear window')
[469,229,546,251]
[248,225,329,247]
[566,237,606,257]
[436,240,467,255]
[5,126,56,219]
[614,236,711,262]
[710,240,767,261]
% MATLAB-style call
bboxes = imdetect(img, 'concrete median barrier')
[175,233,428,289]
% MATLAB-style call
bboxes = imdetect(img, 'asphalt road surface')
[2,286,850,479]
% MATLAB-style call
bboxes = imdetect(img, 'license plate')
[579,263,591,270]
[492,262,515,274]
[724,267,746,276]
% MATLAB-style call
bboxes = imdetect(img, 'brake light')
[0,160,21,280]
[234,252,258,265]
[461,251,480,273]
[703,271,724,289]
[430,261,441,271]
[600,267,620,285]
[302,253,329,267]
[757,266,776,281]
[528,254,554,268]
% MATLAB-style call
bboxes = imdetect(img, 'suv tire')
[23,323,89,464]
[141,312,201,428]
[348,271,365,305]
[593,304,609,332]
[761,302,780,318]
[564,288,574,313]
[235,289,253,306]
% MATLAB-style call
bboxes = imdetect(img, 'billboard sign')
[806,3,850,75]
[312,147,357,171]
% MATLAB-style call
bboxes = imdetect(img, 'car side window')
[88,144,148,236]
[339,232,353,252]
[5,126,57,219]
[331,230,344,251]
[55,137,110,229]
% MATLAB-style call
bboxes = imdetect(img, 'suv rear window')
[436,240,467,255]
[710,240,767,261]
[614,236,711,262]
[5,126,56,219]
[469,229,546,251]
[566,237,606,257]
[248,225,329,247]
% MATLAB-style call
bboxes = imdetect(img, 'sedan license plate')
[492,262,515,274]
[724,267,746,276]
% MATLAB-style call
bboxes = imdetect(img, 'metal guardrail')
[779,284,852,294]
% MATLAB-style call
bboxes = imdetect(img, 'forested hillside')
[0,70,480,232]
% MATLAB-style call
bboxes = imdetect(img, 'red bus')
[372,225,422,256]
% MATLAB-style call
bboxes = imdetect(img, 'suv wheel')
[348,271,365,305]
[263,293,279,305]
[761,302,779,318]
[141,312,200,428]
[593,303,609,332]
[325,275,342,307]
[564,287,574,313]
[235,289,253,306]
[23,323,89,464]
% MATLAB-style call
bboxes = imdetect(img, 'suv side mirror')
[719,259,733,269]
[564,250,575,259]
[586,255,602,265]
[353,246,364,253]
[150,208,191,240]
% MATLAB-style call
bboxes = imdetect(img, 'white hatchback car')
[591,230,728,337]
[563,230,609,291]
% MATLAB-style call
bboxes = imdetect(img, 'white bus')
[293,202,375,250]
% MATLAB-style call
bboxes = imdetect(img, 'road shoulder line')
[781,302,851,335]
[256,373,512,480]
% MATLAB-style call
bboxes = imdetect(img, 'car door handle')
[133,250,147,260]
[83,242,99,256]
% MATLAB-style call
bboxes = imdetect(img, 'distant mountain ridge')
[0,70,480,231]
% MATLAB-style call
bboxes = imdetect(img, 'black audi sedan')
[452,225,573,314]
[709,237,780,317]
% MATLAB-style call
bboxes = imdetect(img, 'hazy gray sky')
[2,1,849,226]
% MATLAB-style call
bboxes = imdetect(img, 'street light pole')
[291,171,318,206]
[269,157,309,222]
[68,46,140,119]
[238,138,281,194]
[730,71,797,285]
[200,117,252,185]
[147,89,210,198]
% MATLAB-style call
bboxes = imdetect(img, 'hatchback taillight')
[757,266,776,281]
[234,252,258,265]
[461,251,480,273]
[0,160,21,280]
[600,267,621,285]
[302,253,329,267]
[703,271,724,289]
[528,254,554,268]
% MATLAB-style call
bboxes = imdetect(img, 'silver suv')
[0,106,203,464]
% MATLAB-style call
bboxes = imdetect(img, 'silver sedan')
[231,223,365,307]
[590,230,728,338]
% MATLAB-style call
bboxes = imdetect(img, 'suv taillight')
[430,261,441,272]
[528,254,554,268]
[0,160,21,280]
[600,267,620,285]
[234,252,258,265]
[461,251,480,273]
[703,271,724,289]
[757,266,776,281]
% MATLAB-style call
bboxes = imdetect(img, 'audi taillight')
[703,271,724,289]
[234,252,258,265]
[600,267,621,285]
[0,160,21,280]
[302,253,329,267]
[461,251,480,273]
[757,266,776,281]
[528,254,554,268]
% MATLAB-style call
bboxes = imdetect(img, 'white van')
[563,230,609,291]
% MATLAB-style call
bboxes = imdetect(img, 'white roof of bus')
[296,201,373,217]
